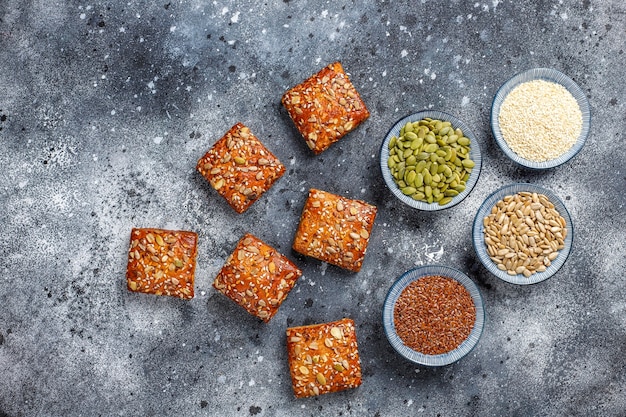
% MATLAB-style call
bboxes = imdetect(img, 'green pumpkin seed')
[449,148,457,163]
[444,189,459,197]
[462,158,475,168]
[406,170,416,184]
[402,186,416,195]
[406,155,417,166]
[414,173,424,188]
[387,157,396,168]
[430,162,438,176]
[417,152,430,160]
[425,185,432,198]
[422,143,437,153]
[423,170,432,186]
[458,137,470,146]
[439,197,453,206]
[389,136,397,148]
[405,131,418,140]
[415,160,427,173]
[411,192,426,200]
[411,137,423,149]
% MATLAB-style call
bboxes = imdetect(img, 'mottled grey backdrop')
[0,0,624,416]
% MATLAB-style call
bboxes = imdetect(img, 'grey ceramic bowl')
[472,183,574,285]
[382,265,485,366]
[490,68,590,169]
[380,110,482,211]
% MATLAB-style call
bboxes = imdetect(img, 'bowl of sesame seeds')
[490,68,590,169]
[382,265,485,366]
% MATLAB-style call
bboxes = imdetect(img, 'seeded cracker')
[281,62,370,154]
[286,318,362,398]
[293,189,377,272]
[197,123,286,213]
[126,228,198,299]
[213,233,302,322]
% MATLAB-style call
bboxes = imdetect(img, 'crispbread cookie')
[282,62,369,154]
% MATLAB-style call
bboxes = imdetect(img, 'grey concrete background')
[0,0,624,416]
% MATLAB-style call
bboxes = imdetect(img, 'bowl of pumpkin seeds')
[380,110,482,211]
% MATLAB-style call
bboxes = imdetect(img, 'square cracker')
[293,189,377,272]
[197,123,286,213]
[281,62,370,154]
[286,318,362,398]
[213,233,302,322]
[126,228,198,299]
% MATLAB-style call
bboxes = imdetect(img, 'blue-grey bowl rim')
[471,182,574,285]
[379,110,482,211]
[382,264,485,366]
[490,67,591,170]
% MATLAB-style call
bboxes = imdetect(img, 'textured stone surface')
[0,1,624,416]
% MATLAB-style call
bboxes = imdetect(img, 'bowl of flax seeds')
[382,265,485,366]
